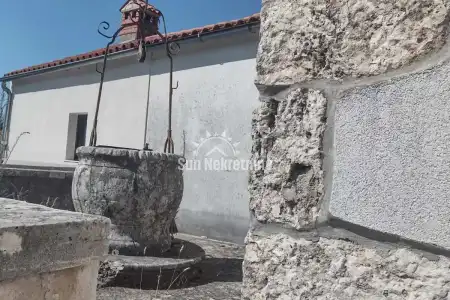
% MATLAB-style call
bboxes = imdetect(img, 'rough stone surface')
[72,146,184,252]
[0,262,100,300]
[249,88,327,229]
[0,198,110,281]
[98,260,125,288]
[257,0,450,85]
[330,59,450,249]
[242,233,450,300]
[245,0,450,299]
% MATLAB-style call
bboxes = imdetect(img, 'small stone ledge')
[0,167,73,179]
[243,232,450,300]
[250,217,449,260]
[249,218,320,242]
[325,217,450,259]
[0,198,110,282]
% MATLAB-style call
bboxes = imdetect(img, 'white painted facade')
[8,29,260,243]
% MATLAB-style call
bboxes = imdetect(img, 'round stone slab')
[107,238,205,272]
[107,254,203,272]
[101,238,205,289]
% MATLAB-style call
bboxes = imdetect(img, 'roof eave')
[0,21,260,82]
[0,48,137,82]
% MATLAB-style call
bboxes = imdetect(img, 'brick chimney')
[119,0,161,42]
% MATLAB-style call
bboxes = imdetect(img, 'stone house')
[0,1,260,244]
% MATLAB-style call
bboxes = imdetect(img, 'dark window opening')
[125,12,130,19]
[66,113,88,161]
[74,114,87,160]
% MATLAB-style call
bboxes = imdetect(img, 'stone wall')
[0,198,109,300]
[0,164,75,211]
[242,1,450,299]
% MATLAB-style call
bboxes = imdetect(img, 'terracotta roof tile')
[4,13,260,78]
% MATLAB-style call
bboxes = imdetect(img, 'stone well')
[72,146,184,254]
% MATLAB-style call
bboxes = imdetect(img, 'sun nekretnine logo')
[192,131,240,158]
[179,129,271,172]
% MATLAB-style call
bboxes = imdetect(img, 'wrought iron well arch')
[89,0,180,154]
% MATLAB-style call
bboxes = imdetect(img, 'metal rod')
[89,1,151,147]
[0,82,13,162]
[143,0,151,150]
[164,48,175,154]
[89,23,124,147]
[159,13,179,154]
[143,54,152,150]
[88,2,179,150]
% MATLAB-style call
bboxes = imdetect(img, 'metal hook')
[97,21,114,39]
[173,81,179,90]
[89,22,126,146]
[95,63,102,75]
[197,32,203,42]
[169,42,181,55]
[164,135,174,154]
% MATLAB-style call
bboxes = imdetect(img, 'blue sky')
[0,0,260,76]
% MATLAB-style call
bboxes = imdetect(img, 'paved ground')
[98,234,244,300]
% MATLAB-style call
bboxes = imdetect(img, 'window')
[66,113,88,161]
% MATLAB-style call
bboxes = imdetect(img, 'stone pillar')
[0,199,110,300]
[242,1,450,299]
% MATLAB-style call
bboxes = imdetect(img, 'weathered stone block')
[0,198,110,299]
[257,0,450,85]
[330,59,450,249]
[242,233,450,300]
[0,262,100,300]
[249,88,327,229]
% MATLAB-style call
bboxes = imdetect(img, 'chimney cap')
[120,0,161,15]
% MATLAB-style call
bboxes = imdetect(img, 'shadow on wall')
[13,35,258,95]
